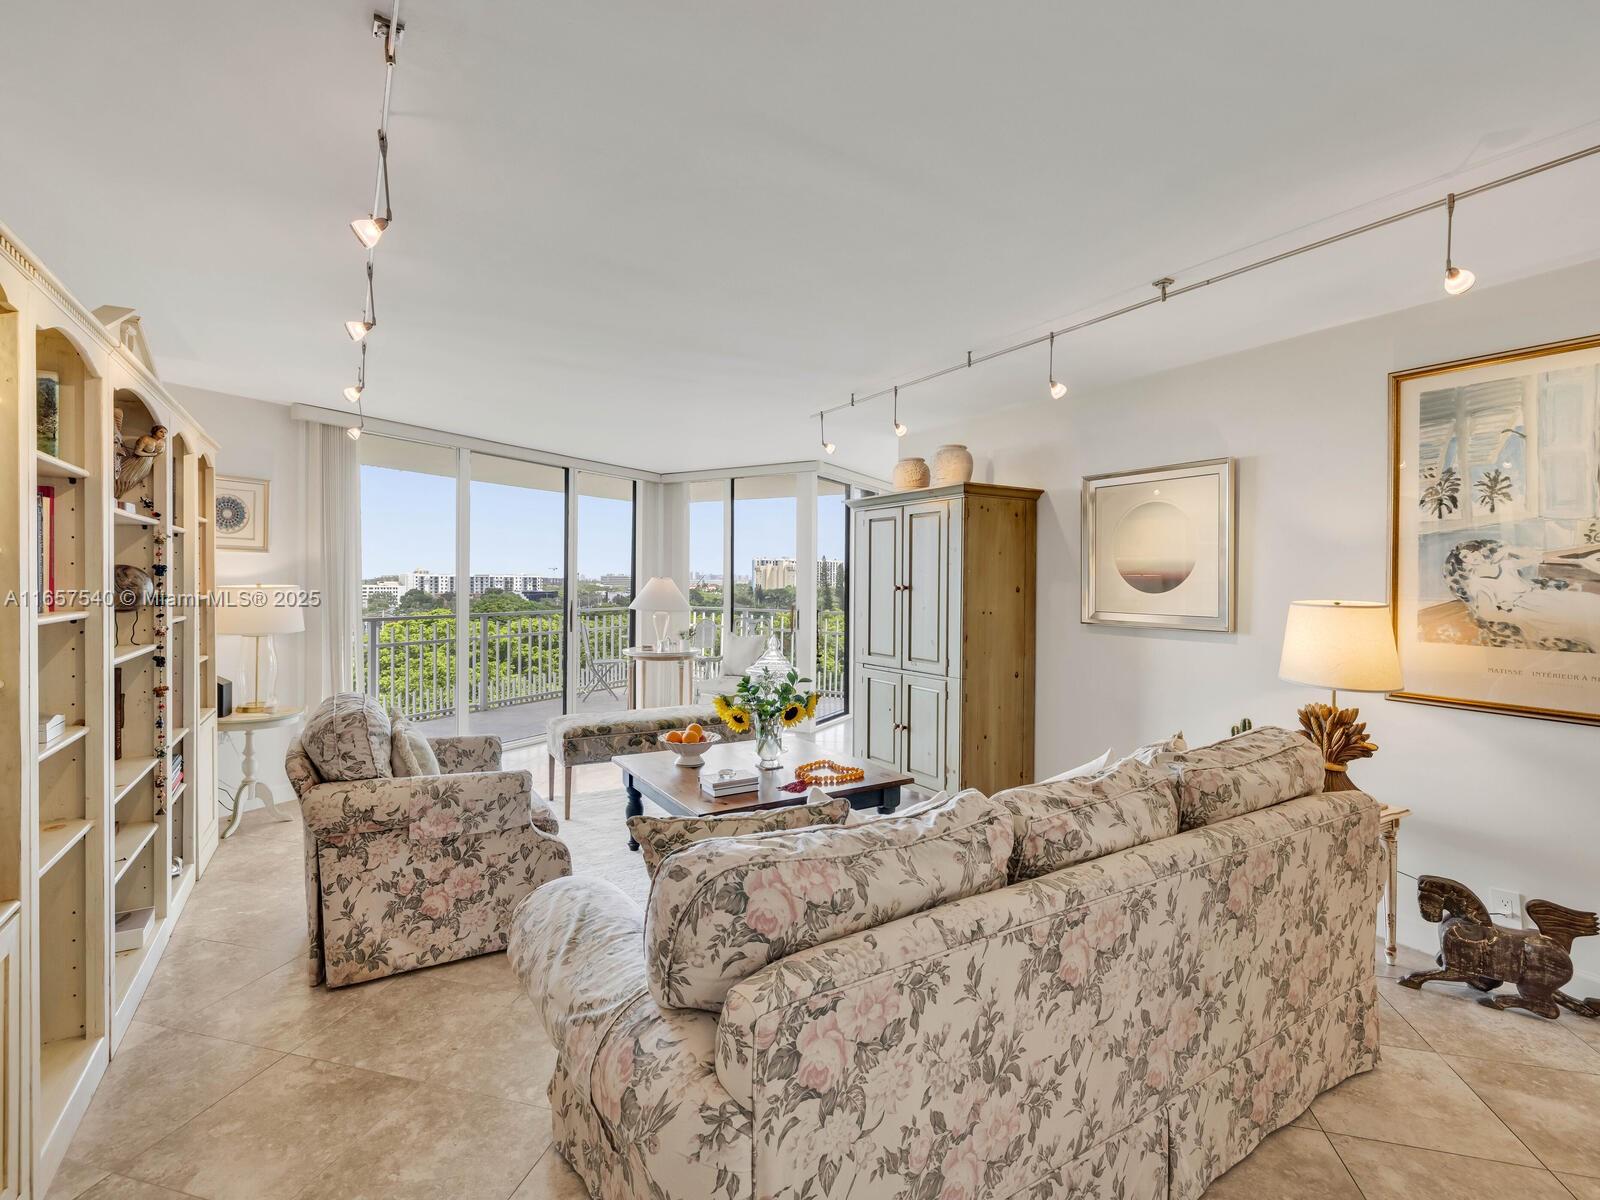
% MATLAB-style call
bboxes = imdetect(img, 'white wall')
[169,384,307,811]
[905,258,1600,987]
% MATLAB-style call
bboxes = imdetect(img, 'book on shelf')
[700,767,759,797]
[35,485,55,611]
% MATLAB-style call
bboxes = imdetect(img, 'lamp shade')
[628,576,691,614]
[1279,600,1402,693]
[214,584,307,636]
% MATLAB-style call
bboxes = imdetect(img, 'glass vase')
[755,721,785,770]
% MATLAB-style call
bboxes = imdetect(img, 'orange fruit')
[685,729,703,743]
[665,730,684,743]
[686,722,704,737]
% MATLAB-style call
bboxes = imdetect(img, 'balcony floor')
[413,691,844,745]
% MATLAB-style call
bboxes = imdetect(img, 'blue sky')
[362,466,848,582]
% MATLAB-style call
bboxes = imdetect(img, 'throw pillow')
[300,693,393,782]
[1042,746,1113,783]
[388,708,441,778]
[627,789,851,878]
[1173,726,1323,829]
[644,788,1013,1011]
[1128,731,1187,768]
[718,633,767,679]
[993,751,1179,883]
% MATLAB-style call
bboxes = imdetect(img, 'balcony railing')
[357,604,845,729]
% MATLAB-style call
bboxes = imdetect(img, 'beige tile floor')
[48,740,1600,1199]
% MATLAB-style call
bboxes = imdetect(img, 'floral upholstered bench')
[545,705,756,820]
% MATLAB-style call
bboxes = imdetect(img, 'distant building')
[362,580,402,605]
[817,557,845,589]
[402,568,455,595]
[752,556,797,590]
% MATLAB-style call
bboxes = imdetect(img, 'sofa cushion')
[1173,725,1323,829]
[300,693,393,782]
[388,709,441,778]
[627,789,851,878]
[643,788,1013,1012]
[992,752,1179,882]
[718,633,767,679]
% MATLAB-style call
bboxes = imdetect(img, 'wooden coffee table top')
[613,735,913,817]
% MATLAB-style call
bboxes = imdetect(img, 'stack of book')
[700,767,758,798]
[170,752,186,791]
[35,485,55,612]
[38,713,67,746]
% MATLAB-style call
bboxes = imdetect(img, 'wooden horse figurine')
[1401,875,1600,1020]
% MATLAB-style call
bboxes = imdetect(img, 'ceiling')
[5,1,1600,475]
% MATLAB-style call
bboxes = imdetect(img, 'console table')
[1379,804,1410,963]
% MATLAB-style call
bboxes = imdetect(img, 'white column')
[795,470,818,704]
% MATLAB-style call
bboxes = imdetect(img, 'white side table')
[623,647,697,708]
[219,707,304,839]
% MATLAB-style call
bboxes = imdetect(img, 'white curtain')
[301,421,360,704]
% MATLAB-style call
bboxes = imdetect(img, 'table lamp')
[215,584,305,713]
[630,577,691,650]
[1278,600,1403,792]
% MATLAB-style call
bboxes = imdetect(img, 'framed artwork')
[1390,335,1600,725]
[1081,457,1236,631]
[215,475,269,552]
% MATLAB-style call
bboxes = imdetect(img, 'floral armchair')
[287,694,571,987]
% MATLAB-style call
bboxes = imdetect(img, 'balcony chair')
[576,617,627,703]
[287,693,571,987]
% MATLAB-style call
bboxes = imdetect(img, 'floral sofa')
[509,727,1381,1200]
[288,693,571,987]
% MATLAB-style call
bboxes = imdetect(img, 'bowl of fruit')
[661,723,721,767]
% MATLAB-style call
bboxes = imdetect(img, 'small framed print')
[215,475,269,552]
[1082,457,1237,632]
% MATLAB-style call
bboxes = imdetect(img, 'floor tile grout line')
[1434,1050,1568,1179]
[1316,1128,1379,1200]
[1324,1128,1565,1192]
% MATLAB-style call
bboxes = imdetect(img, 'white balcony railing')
[357,604,846,726]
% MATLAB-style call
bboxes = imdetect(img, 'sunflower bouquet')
[714,667,819,768]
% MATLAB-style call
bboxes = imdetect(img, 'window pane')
[574,472,635,713]
[733,474,797,661]
[817,478,848,719]
[468,455,566,742]
[688,479,726,656]
[357,436,459,735]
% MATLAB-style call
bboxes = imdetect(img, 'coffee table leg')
[624,773,643,851]
[879,785,901,815]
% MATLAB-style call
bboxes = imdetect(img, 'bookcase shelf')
[4,219,222,1195]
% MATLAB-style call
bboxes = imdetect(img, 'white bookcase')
[1,219,220,1198]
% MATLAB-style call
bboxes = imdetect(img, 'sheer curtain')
[301,421,361,705]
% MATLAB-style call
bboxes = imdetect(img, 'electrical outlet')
[1489,888,1522,925]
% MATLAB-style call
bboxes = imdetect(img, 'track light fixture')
[1443,192,1475,296]
[346,261,376,341]
[351,130,393,248]
[1048,332,1067,400]
[347,424,363,441]
[892,386,907,437]
[344,341,367,403]
[820,412,836,455]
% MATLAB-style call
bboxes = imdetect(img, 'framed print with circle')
[1389,334,1600,726]
[1081,457,1236,631]
[214,474,270,552]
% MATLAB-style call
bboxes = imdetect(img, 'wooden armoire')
[848,482,1041,795]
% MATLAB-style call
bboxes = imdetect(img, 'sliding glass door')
[816,477,849,720]
[467,455,566,741]
[356,436,460,737]
[571,471,636,714]
[733,474,798,661]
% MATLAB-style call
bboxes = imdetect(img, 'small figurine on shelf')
[1401,875,1599,1020]
[112,408,167,500]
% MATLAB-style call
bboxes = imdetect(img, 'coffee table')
[613,735,913,851]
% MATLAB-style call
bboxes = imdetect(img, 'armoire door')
[901,673,946,788]
[854,667,902,772]
[901,500,948,675]
[853,506,903,670]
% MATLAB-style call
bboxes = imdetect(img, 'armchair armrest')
[428,734,503,774]
[301,769,544,841]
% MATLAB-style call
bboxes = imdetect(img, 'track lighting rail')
[815,139,1600,428]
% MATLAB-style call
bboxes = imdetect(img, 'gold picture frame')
[1388,333,1600,726]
